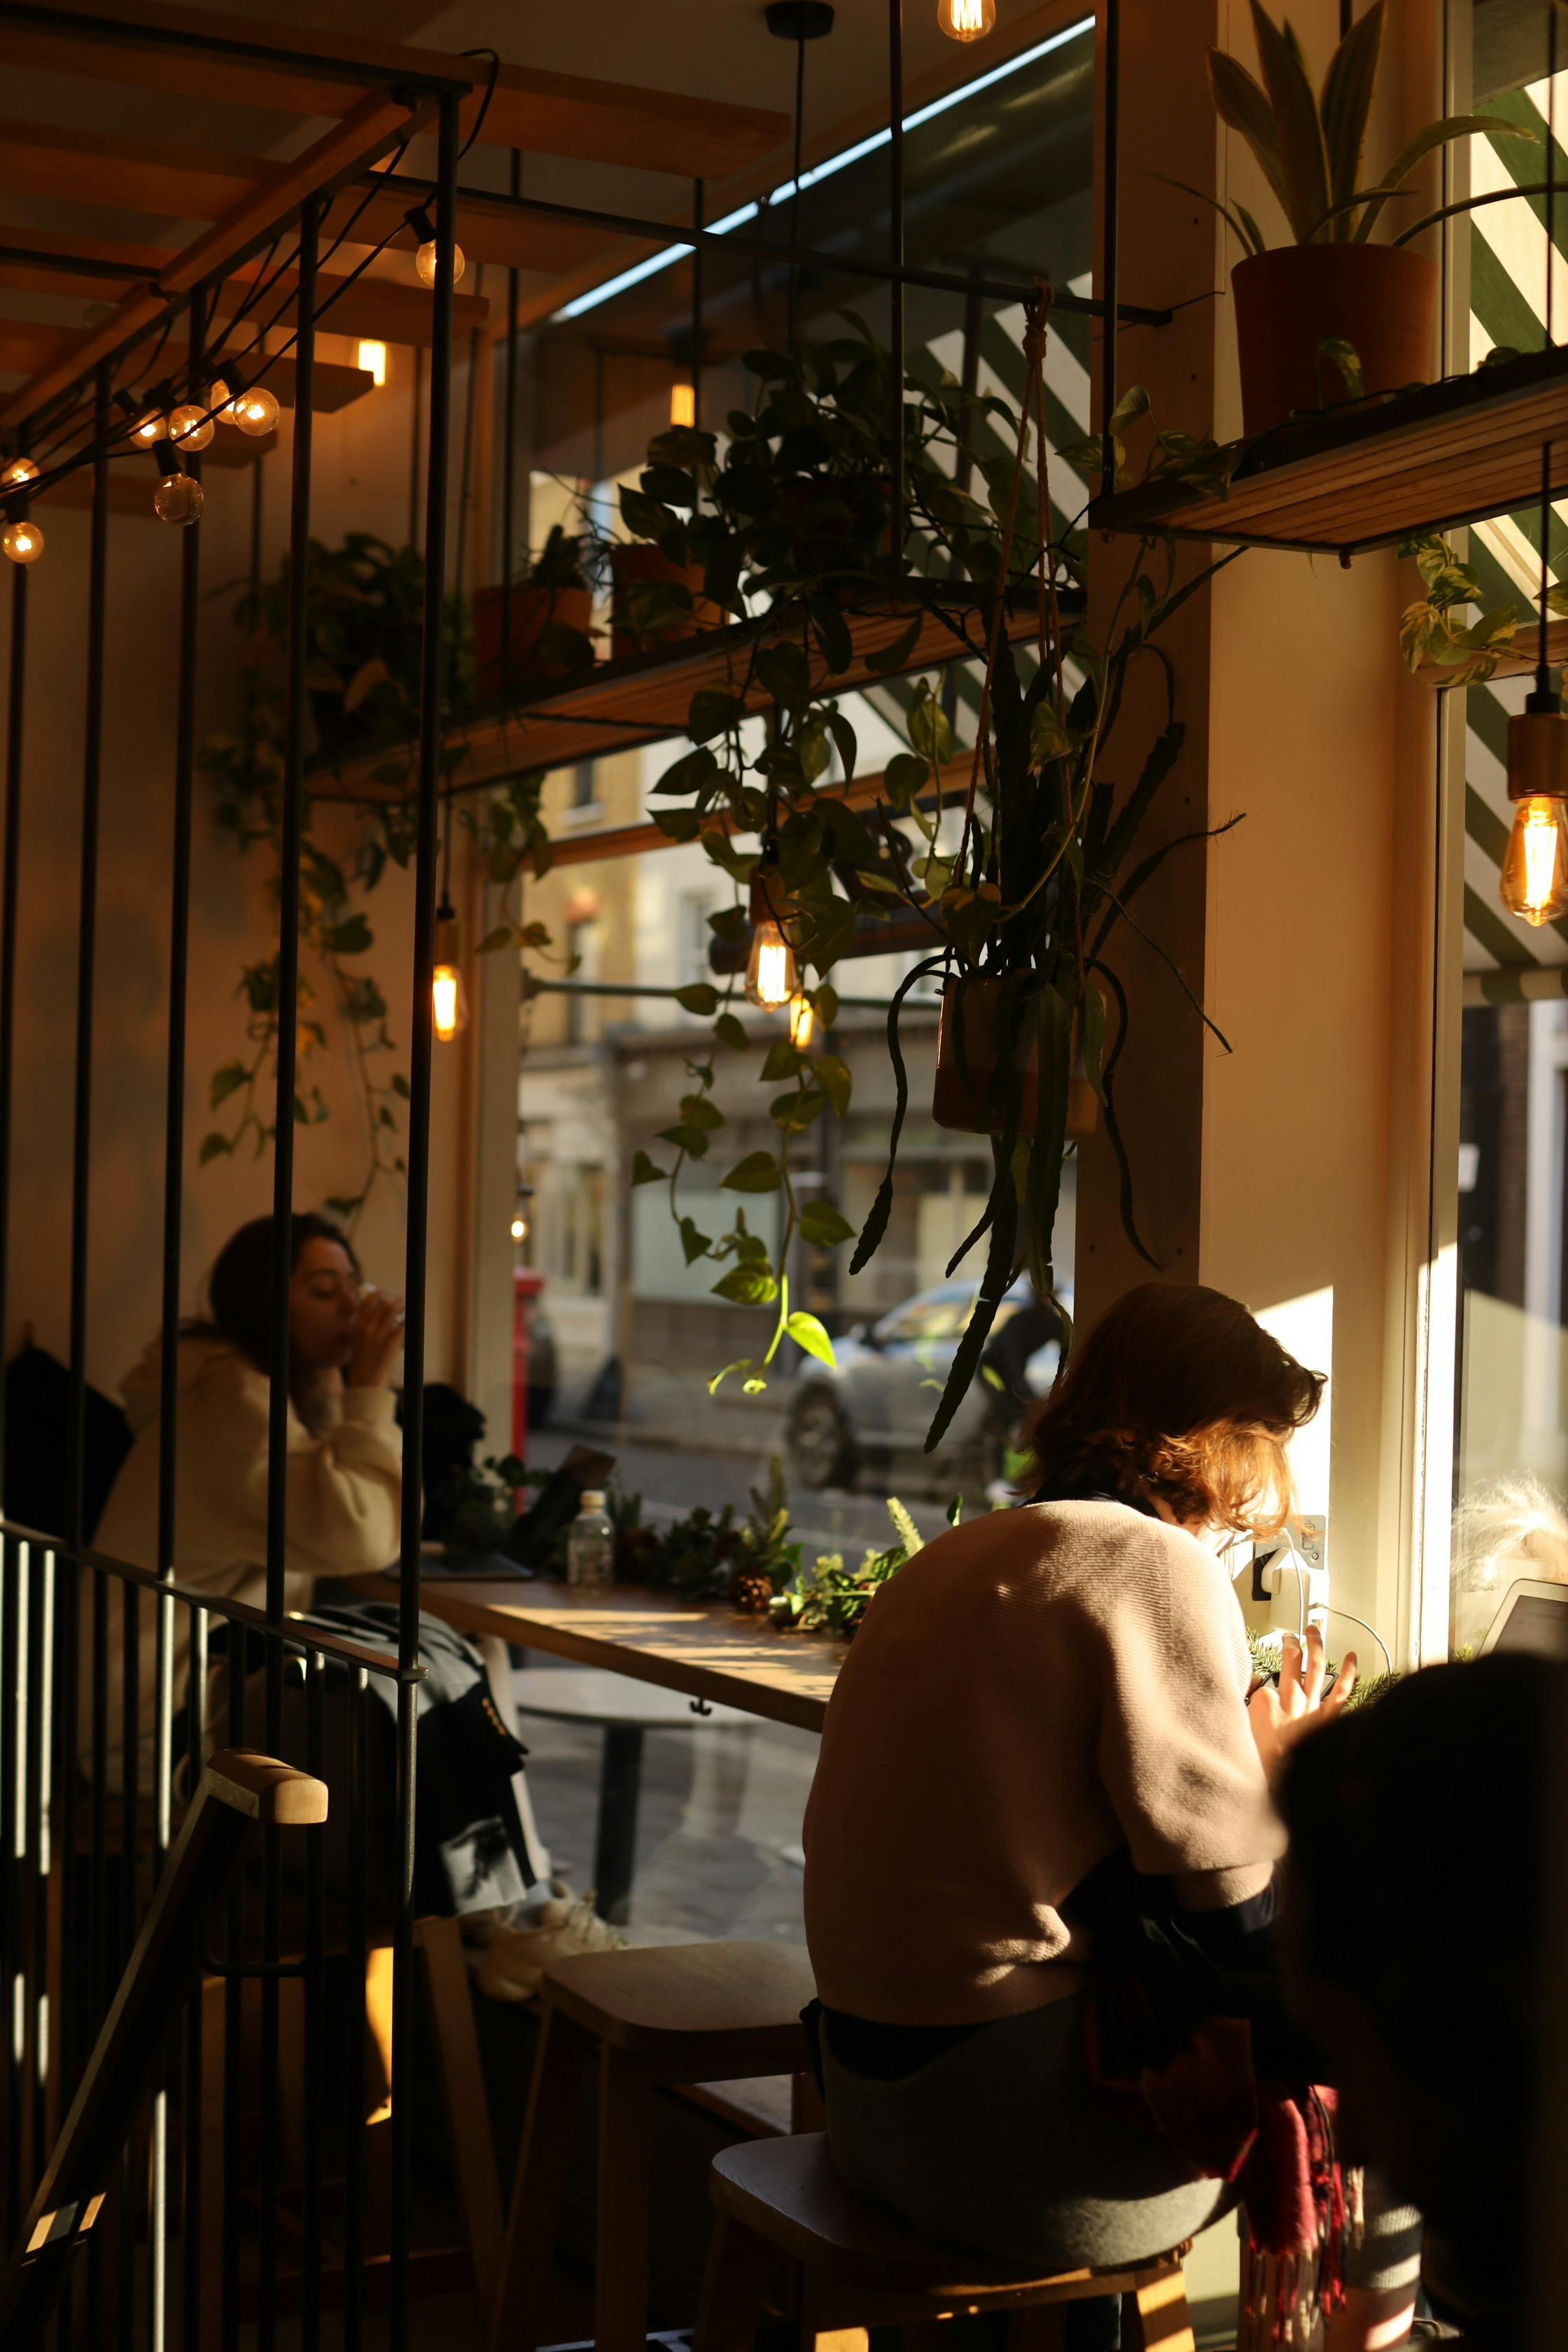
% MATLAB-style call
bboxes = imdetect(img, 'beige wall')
[0,321,500,1413]
[1080,0,1446,1656]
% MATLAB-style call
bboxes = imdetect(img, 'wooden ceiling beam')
[0,1,789,179]
[0,90,420,428]
[327,181,617,278]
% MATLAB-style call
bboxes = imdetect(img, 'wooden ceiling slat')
[329,181,619,279]
[0,0,788,179]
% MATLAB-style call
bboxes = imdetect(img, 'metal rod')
[0,1,473,92]
[220,1628,246,2352]
[181,1602,206,2352]
[391,85,458,2351]
[0,434,24,2253]
[1100,0,1121,489]
[359,172,1173,325]
[501,148,520,710]
[691,177,705,444]
[888,0,904,554]
[302,1649,326,2352]
[260,186,318,2352]
[527,977,925,1009]
[341,1670,369,2352]
[788,34,806,358]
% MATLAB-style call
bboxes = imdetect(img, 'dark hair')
[1025,1281,1322,1534]
[1277,1655,1554,2318]
[196,1212,359,1406]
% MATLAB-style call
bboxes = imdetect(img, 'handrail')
[0,1749,328,2348]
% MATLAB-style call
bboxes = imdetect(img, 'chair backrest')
[0,1749,327,2349]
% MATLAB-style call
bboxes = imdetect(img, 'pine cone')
[729,1569,775,1618]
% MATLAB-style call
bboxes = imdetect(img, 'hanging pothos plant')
[200,531,555,1222]
[603,302,1246,1445]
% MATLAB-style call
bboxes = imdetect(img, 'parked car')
[787,1278,1067,1493]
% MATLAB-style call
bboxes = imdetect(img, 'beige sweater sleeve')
[230,1381,403,1581]
[1086,1520,1281,1883]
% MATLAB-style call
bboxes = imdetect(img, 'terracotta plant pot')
[1230,244,1438,438]
[609,544,724,662]
[471,582,593,699]
[932,976,1098,1138]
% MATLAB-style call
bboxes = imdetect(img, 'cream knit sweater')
[802,1498,1280,2026]
[82,1335,402,1784]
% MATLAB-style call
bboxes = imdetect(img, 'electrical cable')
[1319,1603,1394,1681]
[457,49,501,159]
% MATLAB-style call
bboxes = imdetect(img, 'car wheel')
[789,1388,858,1491]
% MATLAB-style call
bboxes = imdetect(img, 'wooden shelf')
[315,584,1065,804]
[1089,343,1568,559]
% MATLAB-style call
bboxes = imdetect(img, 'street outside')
[511,1424,958,1949]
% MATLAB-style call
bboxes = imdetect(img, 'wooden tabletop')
[351,1575,840,1735]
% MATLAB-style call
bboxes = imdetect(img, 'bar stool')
[486,1940,818,2352]
[694,2134,1197,2352]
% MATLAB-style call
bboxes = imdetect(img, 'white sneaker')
[475,1889,627,2002]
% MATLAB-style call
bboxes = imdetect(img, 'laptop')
[1478,1576,1568,1659]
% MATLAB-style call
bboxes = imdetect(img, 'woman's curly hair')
[1024,1281,1324,1535]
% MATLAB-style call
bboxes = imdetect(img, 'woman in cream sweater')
[802,1284,1416,2348]
[84,1211,405,1785]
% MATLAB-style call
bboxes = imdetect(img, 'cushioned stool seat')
[696,2132,1196,2352]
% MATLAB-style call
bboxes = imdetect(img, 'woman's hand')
[346,1289,406,1390]
[1247,1625,1357,1784]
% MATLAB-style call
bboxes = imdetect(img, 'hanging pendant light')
[788,992,816,1049]
[432,904,468,1041]
[746,856,799,1011]
[1502,442,1568,928]
[937,0,995,37]
[407,204,466,290]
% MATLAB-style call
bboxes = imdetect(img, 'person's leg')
[1325,2174,1422,2352]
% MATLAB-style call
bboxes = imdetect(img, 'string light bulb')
[670,381,696,428]
[131,407,166,446]
[167,402,214,451]
[232,386,279,436]
[937,0,995,34]
[356,340,388,387]
[788,993,816,1049]
[154,472,204,526]
[0,457,38,489]
[2,519,43,566]
[432,906,468,1042]
[416,237,465,289]
[1501,793,1568,925]
[746,858,798,1011]
[208,377,235,421]
[510,1214,528,1242]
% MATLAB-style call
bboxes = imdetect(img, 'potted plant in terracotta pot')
[1192,0,1534,435]
[472,524,596,699]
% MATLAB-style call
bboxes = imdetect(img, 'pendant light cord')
[788,35,806,358]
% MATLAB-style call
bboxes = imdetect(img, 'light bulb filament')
[433,965,462,1041]
[1501,794,1568,927]
[746,920,797,1011]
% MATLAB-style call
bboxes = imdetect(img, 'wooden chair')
[694,2134,1197,2352]
[487,1940,820,2352]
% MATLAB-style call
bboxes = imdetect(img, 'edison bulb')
[232,386,279,436]
[208,377,234,421]
[1,457,38,489]
[937,0,995,34]
[168,403,214,451]
[131,407,165,445]
[2,520,43,566]
[670,382,696,429]
[1501,795,1568,926]
[416,239,465,288]
[788,993,815,1049]
[510,1214,528,1242]
[356,340,388,387]
[154,472,204,526]
[746,919,797,1011]
[432,962,468,1040]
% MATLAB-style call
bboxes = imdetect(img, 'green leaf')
[1206,50,1293,231]
[907,687,953,767]
[1030,707,1077,765]
[342,656,391,713]
[814,1054,851,1116]
[679,1217,713,1264]
[771,1088,825,1133]
[321,913,373,955]
[708,1358,755,1394]
[713,1011,750,1050]
[760,1037,804,1083]
[631,1149,667,1185]
[654,745,719,797]
[688,687,746,743]
[722,1152,783,1193]
[813,983,839,1028]
[675,982,720,1014]
[391,1072,411,1099]
[1318,0,1383,232]
[1246,1,1329,244]
[883,752,930,813]
[863,613,923,676]
[785,1311,836,1369]
[654,808,701,843]
[199,1130,232,1166]
[209,1061,246,1109]
[798,1200,855,1247]
[713,1264,779,1306]
[680,1091,725,1130]
[1317,337,1362,400]
[755,641,811,706]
